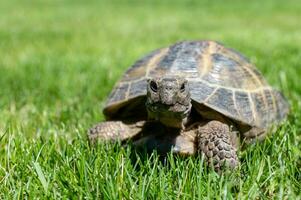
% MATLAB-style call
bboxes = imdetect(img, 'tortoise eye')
[150,81,158,92]
[180,83,185,92]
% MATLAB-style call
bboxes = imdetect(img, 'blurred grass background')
[0,0,300,198]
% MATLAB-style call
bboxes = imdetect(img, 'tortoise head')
[146,76,192,128]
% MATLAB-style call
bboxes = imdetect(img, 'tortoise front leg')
[88,120,146,143]
[197,120,239,171]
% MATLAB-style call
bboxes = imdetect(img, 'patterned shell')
[104,41,289,128]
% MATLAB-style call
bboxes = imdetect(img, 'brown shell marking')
[104,41,289,128]
[199,41,267,90]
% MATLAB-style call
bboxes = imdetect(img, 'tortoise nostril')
[165,86,173,90]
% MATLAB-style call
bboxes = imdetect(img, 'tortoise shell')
[103,41,289,128]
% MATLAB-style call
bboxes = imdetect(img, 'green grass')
[0,0,301,198]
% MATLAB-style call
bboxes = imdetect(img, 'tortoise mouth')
[146,102,192,128]
[147,102,191,116]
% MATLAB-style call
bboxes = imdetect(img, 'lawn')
[0,0,300,198]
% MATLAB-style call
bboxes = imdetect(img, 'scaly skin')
[197,120,239,170]
[88,121,146,142]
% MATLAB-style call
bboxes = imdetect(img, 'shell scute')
[106,83,129,105]
[205,88,238,118]
[189,81,216,102]
[128,79,148,98]
[234,91,254,125]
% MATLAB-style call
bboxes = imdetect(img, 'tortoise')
[89,40,289,170]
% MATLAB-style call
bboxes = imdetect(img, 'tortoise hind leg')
[88,120,146,143]
[197,120,239,171]
[242,126,267,144]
